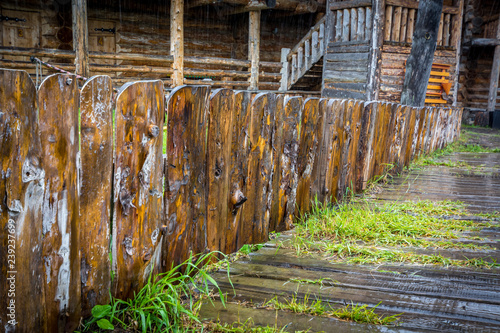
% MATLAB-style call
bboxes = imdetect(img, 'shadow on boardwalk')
[200,127,500,332]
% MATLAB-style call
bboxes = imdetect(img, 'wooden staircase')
[280,16,326,91]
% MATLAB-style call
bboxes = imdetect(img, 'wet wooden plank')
[112,80,164,300]
[38,73,81,332]
[228,91,252,252]
[269,95,285,233]
[310,98,329,202]
[164,86,210,269]
[393,104,410,172]
[326,100,346,201]
[355,101,377,191]
[79,75,113,316]
[337,99,355,200]
[295,98,321,214]
[0,69,45,332]
[403,106,418,167]
[241,93,276,245]
[346,100,363,191]
[372,102,391,177]
[274,96,302,231]
[206,89,234,255]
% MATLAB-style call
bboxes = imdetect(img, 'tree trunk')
[401,0,444,107]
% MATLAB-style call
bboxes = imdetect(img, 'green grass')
[79,252,227,333]
[265,294,400,325]
[285,200,498,268]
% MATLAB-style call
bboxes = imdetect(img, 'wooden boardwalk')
[200,127,500,332]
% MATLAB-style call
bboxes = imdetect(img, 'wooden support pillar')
[171,0,184,87]
[248,10,261,90]
[72,0,89,78]
[401,0,444,107]
[280,48,290,91]
[366,0,385,101]
[452,0,464,106]
[487,18,500,111]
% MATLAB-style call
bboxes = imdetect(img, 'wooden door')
[1,9,41,61]
[88,19,116,63]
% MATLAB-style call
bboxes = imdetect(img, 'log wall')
[0,68,463,332]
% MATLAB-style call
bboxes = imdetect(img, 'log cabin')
[0,0,498,112]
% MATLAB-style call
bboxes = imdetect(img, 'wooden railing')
[383,0,460,47]
[331,0,373,43]
[280,16,326,91]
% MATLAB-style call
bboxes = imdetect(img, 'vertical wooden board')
[206,89,234,255]
[241,93,276,245]
[337,99,355,201]
[295,98,321,215]
[392,6,402,42]
[392,105,409,171]
[164,85,209,270]
[269,95,285,233]
[372,102,392,176]
[409,107,423,161]
[362,101,379,186]
[228,91,252,252]
[403,106,417,167]
[38,74,81,332]
[383,103,399,168]
[424,107,438,155]
[355,101,377,191]
[112,80,164,300]
[80,75,113,315]
[397,105,412,170]
[310,99,329,202]
[0,69,45,332]
[326,100,346,202]
[421,107,433,155]
[400,8,408,42]
[346,100,363,191]
[415,107,429,158]
[312,99,337,203]
[276,96,302,231]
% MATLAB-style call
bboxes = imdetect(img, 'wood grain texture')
[241,93,276,245]
[112,80,164,300]
[372,102,392,176]
[403,106,418,167]
[275,96,302,231]
[346,100,363,191]
[164,86,210,269]
[206,89,234,255]
[270,95,285,233]
[326,100,346,202]
[355,101,377,191]
[0,69,45,332]
[229,91,252,252]
[337,99,354,200]
[295,98,321,215]
[79,75,113,316]
[38,73,81,332]
[310,98,329,202]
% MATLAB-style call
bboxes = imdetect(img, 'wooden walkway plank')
[206,89,234,255]
[274,96,302,231]
[112,80,164,300]
[0,69,45,332]
[164,86,210,269]
[269,95,285,233]
[241,93,276,245]
[295,98,321,214]
[38,73,81,332]
[228,91,252,252]
[79,75,113,316]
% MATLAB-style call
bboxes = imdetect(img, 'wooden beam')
[171,0,184,87]
[248,10,261,90]
[72,0,89,78]
[487,18,500,111]
[471,38,500,46]
[366,0,385,101]
[329,0,371,11]
[451,0,464,106]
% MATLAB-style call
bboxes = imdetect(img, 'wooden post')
[72,0,89,78]
[248,10,261,90]
[401,0,444,107]
[366,0,385,101]
[452,0,464,106]
[487,17,500,111]
[280,48,290,91]
[171,0,184,87]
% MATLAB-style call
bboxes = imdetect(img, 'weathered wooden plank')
[437,13,444,46]
[0,69,45,332]
[350,8,358,41]
[164,86,210,269]
[384,103,400,167]
[241,93,276,245]
[342,9,350,42]
[228,91,252,252]
[371,102,392,176]
[337,99,355,200]
[402,106,417,167]
[310,99,330,202]
[407,8,416,43]
[270,95,285,233]
[384,5,393,41]
[394,105,411,171]
[335,10,343,42]
[392,6,402,42]
[79,75,113,316]
[39,73,81,332]
[400,7,408,42]
[324,100,345,202]
[171,0,184,86]
[112,80,164,299]
[357,7,366,41]
[355,101,377,191]
[275,96,302,231]
[365,7,372,40]
[346,100,364,191]
[206,89,234,255]
[295,98,321,215]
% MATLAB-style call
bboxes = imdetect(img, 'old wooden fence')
[0,69,462,332]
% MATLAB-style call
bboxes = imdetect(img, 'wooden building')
[0,0,498,110]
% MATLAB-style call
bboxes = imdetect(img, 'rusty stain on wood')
[164,85,210,269]
[112,80,164,300]
[207,89,234,255]
[79,75,113,316]
[0,69,45,332]
[38,73,81,332]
